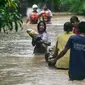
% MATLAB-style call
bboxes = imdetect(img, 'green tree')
[0,0,22,33]
[59,0,85,14]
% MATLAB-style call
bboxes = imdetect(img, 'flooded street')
[0,15,85,85]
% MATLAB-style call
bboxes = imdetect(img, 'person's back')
[56,32,74,69]
[66,22,85,80]
[55,22,74,69]
[68,34,85,80]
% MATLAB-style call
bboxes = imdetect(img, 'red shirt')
[72,26,79,34]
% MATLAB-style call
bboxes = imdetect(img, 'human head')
[32,4,38,11]
[43,4,48,10]
[63,22,73,33]
[78,21,85,33]
[70,15,80,26]
[37,21,46,33]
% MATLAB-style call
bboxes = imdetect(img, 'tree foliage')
[59,0,85,14]
[25,0,85,14]
[0,0,22,33]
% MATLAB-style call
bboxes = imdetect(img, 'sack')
[27,29,38,39]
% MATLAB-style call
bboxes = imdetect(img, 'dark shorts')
[69,72,85,80]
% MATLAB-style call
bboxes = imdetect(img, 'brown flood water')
[0,15,85,85]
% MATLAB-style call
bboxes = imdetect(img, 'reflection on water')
[0,23,85,85]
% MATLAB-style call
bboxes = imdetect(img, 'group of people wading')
[26,7,85,81]
[26,4,52,24]
[45,16,85,81]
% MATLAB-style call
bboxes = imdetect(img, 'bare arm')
[55,47,69,61]
[53,41,59,58]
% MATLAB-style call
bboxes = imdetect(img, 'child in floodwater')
[70,15,80,34]
[32,21,51,54]
[55,21,85,80]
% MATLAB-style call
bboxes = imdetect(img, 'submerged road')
[0,15,85,85]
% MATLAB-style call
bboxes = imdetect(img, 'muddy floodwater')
[0,15,85,85]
